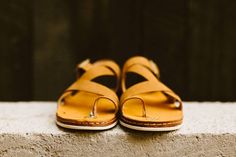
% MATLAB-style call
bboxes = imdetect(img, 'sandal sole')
[119,120,182,131]
[56,120,118,130]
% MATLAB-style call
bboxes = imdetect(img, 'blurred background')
[0,0,235,101]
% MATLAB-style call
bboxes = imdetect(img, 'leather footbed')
[120,92,182,127]
[57,92,117,127]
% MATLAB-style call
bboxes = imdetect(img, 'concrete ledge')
[0,102,236,156]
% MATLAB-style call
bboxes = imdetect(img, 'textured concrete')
[0,102,236,157]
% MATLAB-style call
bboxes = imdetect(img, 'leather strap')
[94,60,120,78]
[58,59,120,116]
[122,56,160,91]
[121,57,182,117]
[77,59,120,79]
[121,81,182,109]
[76,59,93,77]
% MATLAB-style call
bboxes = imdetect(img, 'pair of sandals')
[56,56,183,131]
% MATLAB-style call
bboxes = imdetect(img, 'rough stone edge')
[0,132,236,157]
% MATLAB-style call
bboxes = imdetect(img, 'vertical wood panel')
[69,0,144,64]
[68,0,111,61]
[0,0,33,100]
[110,0,143,64]
[142,0,189,100]
[219,0,236,100]
[33,0,75,100]
[188,0,236,101]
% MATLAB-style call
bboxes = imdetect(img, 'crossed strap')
[121,56,182,117]
[58,59,120,117]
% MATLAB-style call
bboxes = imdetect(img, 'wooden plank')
[188,0,236,101]
[68,0,112,60]
[142,0,189,100]
[68,0,143,64]
[0,0,33,100]
[219,0,236,101]
[110,0,143,64]
[33,0,75,100]
[33,0,143,100]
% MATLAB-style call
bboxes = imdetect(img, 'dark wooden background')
[0,0,236,101]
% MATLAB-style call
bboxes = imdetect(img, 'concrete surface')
[0,102,236,157]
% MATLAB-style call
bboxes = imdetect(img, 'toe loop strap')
[121,96,146,117]
[90,96,118,118]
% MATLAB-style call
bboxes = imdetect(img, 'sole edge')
[119,120,182,131]
[56,120,118,131]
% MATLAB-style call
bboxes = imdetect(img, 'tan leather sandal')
[120,56,183,131]
[56,59,120,130]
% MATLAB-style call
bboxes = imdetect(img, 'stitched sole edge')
[119,120,182,131]
[56,120,118,130]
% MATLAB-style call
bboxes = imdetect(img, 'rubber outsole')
[119,120,182,131]
[56,120,118,131]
